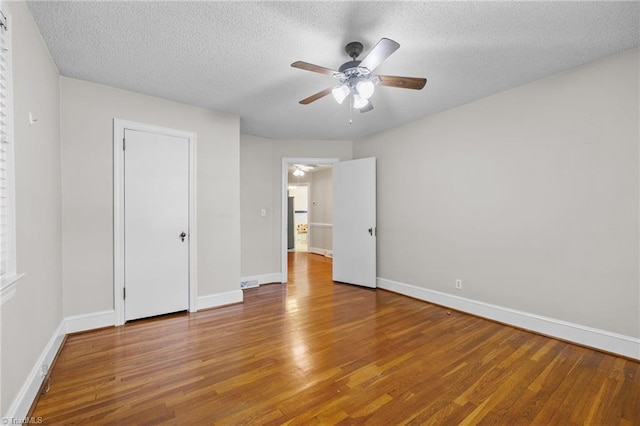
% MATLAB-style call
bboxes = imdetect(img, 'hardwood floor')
[32,252,639,424]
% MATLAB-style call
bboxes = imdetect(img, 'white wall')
[60,77,241,317]
[354,48,639,339]
[4,9,636,418]
[240,134,351,279]
[1,1,62,414]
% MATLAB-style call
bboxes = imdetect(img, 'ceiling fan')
[290,164,315,176]
[291,38,427,113]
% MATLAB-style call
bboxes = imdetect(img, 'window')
[0,2,21,304]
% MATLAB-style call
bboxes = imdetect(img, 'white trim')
[309,247,333,258]
[188,133,198,313]
[64,310,115,334]
[7,280,637,422]
[377,277,640,360]
[3,298,232,422]
[3,321,65,423]
[308,224,332,258]
[241,273,283,287]
[0,273,24,305]
[113,119,198,325]
[197,290,243,310]
[281,158,338,283]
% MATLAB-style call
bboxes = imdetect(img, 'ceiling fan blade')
[377,75,427,90]
[291,61,337,76]
[359,101,374,113]
[299,87,333,105]
[359,38,400,72]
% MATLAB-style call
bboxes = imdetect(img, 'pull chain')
[349,95,353,124]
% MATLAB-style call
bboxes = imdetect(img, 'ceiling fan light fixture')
[353,93,369,109]
[332,84,350,104]
[356,80,375,99]
[293,168,305,177]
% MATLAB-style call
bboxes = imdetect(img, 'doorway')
[281,158,337,283]
[281,157,377,287]
[114,120,197,326]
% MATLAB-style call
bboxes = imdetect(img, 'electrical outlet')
[455,279,462,290]
[41,364,48,378]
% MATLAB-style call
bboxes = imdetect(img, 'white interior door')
[124,129,190,321]
[333,157,376,288]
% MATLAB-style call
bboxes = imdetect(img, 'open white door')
[124,129,190,321]
[333,157,376,288]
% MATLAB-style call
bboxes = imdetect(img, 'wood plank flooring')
[32,252,639,424]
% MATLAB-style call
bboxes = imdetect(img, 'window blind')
[0,9,11,281]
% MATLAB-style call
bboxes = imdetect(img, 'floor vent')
[241,279,259,289]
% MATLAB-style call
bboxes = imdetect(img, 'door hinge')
[123,137,126,151]
[123,287,126,300]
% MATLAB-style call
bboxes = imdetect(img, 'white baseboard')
[3,321,65,422]
[10,278,635,423]
[3,295,241,421]
[64,310,115,334]
[241,273,284,288]
[377,277,640,360]
[309,247,333,258]
[197,290,243,310]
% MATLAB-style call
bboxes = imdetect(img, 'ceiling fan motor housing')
[336,59,375,93]
[339,41,370,78]
[338,60,362,74]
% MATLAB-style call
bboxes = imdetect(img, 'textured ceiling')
[27,1,639,141]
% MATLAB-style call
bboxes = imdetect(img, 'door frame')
[281,157,338,283]
[113,119,198,326]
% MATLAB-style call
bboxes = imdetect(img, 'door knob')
[180,232,187,242]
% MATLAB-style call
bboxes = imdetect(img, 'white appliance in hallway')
[289,184,309,252]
